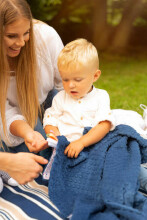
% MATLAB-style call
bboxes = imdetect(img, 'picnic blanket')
[0,175,67,220]
[48,125,147,220]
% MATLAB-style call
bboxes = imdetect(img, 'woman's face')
[4,18,30,57]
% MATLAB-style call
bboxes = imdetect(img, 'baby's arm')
[43,91,64,139]
[44,125,60,137]
[44,125,59,148]
[64,120,111,158]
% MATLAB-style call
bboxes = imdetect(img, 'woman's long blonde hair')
[0,0,40,137]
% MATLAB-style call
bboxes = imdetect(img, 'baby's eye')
[75,78,82,82]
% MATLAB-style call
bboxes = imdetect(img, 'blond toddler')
[43,39,115,158]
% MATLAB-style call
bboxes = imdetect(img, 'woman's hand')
[2,152,48,185]
[25,130,48,153]
[10,120,48,153]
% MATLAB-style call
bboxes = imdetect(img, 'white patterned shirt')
[0,21,64,146]
[43,87,115,142]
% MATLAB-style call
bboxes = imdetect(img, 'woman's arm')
[10,120,48,153]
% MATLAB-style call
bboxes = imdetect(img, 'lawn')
[94,53,147,116]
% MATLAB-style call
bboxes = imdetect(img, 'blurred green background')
[27,0,147,114]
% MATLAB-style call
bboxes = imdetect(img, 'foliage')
[60,3,91,24]
[27,0,147,27]
[27,0,62,20]
[107,0,124,26]
[27,0,147,51]
[27,0,91,23]
[107,0,147,27]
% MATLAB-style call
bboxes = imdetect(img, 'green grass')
[94,54,147,116]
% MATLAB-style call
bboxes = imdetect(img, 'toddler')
[43,38,115,159]
[43,39,147,195]
[42,39,115,179]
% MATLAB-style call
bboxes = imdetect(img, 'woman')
[0,0,63,184]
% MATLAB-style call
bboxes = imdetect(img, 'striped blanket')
[0,175,66,220]
[0,178,146,220]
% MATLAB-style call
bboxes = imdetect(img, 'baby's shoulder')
[53,90,66,100]
[94,88,109,98]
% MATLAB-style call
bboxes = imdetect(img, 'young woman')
[0,0,63,184]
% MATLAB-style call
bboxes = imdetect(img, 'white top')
[112,109,147,138]
[43,87,115,142]
[0,21,64,146]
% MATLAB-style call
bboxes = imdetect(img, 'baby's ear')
[93,69,101,82]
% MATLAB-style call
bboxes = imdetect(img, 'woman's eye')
[7,35,16,39]
[24,31,30,35]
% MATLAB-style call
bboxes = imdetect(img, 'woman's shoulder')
[33,19,59,39]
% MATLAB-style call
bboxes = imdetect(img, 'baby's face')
[60,66,100,100]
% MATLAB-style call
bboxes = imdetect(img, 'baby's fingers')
[74,151,79,158]
[69,149,76,158]
[64,145,70,155]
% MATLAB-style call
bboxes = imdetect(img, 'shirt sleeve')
[47,27,64,91]
[0,100,25,147]
[43,91,64,128]
[34,21,64,91]
[95,90,115,130]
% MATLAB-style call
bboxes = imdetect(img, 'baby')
[43,38,115,158]
[43,39,147,195]
[42,38,115,180]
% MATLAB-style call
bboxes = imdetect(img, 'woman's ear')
[93,69,101,82]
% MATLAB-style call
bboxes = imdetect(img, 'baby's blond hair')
[58,38,99,73]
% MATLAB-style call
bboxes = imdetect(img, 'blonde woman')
[0,0,63,184]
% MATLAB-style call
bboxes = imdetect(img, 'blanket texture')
[48,125,147,220]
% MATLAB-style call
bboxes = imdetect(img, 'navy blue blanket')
[48,125,147,220]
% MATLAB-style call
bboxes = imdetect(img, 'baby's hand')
[64,140,84,158]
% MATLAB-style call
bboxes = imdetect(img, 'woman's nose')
[16,37,25,47]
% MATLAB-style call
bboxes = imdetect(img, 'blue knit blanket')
[48,125,147,220]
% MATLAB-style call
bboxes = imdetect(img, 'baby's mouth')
[70,91,78,94]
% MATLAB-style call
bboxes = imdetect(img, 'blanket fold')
[48,125,147,219]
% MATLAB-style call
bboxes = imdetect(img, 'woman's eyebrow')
[5,28,30,35]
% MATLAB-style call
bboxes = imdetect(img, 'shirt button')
[81,116,83,120]
[78,101,81,104]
